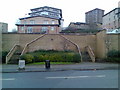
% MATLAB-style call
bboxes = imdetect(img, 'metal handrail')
[20,34,46,56]
[60,35,82,62]
[6,44,20,64]
[86,46,95,62]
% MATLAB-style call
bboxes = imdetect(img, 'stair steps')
[82,52,91,62]
[8,50,22,64]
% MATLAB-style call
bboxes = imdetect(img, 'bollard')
[18,60,25,70]
[45,60,50,69]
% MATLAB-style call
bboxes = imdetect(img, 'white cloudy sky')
[0,0,119,31]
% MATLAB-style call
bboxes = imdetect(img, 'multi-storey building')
[85,8,104,24]
[85,8,104,30]
[102,8,119,31]
[16,6,63,34]
[0,22,8,33]
[66,8,104,31]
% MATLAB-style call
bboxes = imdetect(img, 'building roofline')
[85,8,105,14]
[0,22,8,24]
[29,10,61,15]
[103,8,119,17]
[19,15,60,20]
[31,6,62,11]
[69,22,89,26]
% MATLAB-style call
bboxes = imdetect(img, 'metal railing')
[6,44,20,64]
[60,35,82,62]
[20,34,82,62]
[20,34,46,56]
[86,46,95,62]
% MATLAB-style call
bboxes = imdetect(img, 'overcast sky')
[0,0,119,31]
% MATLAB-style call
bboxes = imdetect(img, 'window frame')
[30,20,35,24]
[43,20,49,24]
[51,20,55,24]
[27,27,33,33]
[41,27,48,32]
[51,27,55,31]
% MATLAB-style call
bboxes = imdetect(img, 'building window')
[21,26,24,31]
[44,8,48,10]
[43,20,49,24]
[30,20,35,24]
[51,27,55,31]
[51,20,55,24]
[41,27,48,32]
[27,27,33,33]
[38,8,42,11]
[114,16,116,19]
[41,11,48,15]
[49,8,53,11]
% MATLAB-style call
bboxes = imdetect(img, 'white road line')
[0,78,15,80]
[46,75,106,79]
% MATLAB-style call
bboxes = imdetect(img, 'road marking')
[46,75,106,79]
[0,78,15,81]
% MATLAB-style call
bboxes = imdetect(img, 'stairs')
[8,50,22,64]
[82,51,91,62]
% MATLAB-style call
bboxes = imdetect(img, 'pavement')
[0,62,119,73]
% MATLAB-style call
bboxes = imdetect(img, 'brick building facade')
[85,8,104,24]
[66,8,104,31]
[85,8,104,30]
[102,8,119,31]
[16,6,63,34]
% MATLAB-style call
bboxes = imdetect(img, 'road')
[2,70,118,88]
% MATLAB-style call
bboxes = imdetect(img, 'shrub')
[106,50,120,63]
[2,51,8,63]
[20,54,34,64]
[65,53,74,62]
[73,53,81,63]
[33,53,44,62]
[107,50,119,58]
[21,50,81,63]
[107,57,120,63]
[51,54,64,62]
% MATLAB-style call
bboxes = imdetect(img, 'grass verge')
[27,62,76,65]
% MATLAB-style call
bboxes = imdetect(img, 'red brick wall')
[17,16,61,34]
[18,26,60,34]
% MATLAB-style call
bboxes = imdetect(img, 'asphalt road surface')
[2,70,118,88]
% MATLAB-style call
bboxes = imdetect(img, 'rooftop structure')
[16,6,63,34]
[85,8,104,24]
[20,6,62,20]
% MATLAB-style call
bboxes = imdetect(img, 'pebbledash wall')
[2,30,119,59]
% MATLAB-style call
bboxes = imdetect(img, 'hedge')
[20,54,34,64]
[20,50,81,63]
[106,50,120,63]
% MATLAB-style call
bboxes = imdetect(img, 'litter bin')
[45,60,50,69]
